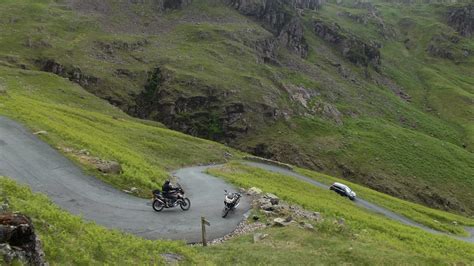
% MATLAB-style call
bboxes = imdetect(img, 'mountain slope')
[0,0,472,215]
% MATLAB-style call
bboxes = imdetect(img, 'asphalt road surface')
[0,116,251,243]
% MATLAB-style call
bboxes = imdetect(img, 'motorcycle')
[152,183,191,212]
[222,190,241,218]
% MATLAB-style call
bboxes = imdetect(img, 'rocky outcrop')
[135,68,256,142]
[0,213,47,266]
[69,0,192,13]
[426,34,459,60]
[289,0,325,10]
[227,0,324,58]
[337,9,395,39]
[278,18,309,58]
[36,59,99,89]
[447,4,474,37]
[312,20,381,68]
[162,0,192,10]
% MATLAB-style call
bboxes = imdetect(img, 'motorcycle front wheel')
[152,200,164,212]
[180,198,191,211]
[222,207,230,218]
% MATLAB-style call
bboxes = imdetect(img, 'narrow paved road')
[1,116,471,244]
[244,162,474,243]
[0,117,251,243]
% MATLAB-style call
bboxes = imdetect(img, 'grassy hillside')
[1,0,471,214]
[0,177,203,265]
[0,47,472,265]
[206,162,474,264]
[0,66,236,196]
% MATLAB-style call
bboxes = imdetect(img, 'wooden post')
[201,217,210,246]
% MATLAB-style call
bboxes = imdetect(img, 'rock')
[162,0,192,10]
[273,217,288,227]
[312,19,381,68]
[278,18,309,58]
[426,34,460,60]
[97,161,122,175]
[33,131,48,136]
[226,0,324,58]
[265,193,280,205]
[0,203,8,213]
[161,253,183,264]
[0,85,6,95]
[253,233,268,243]
[37,59,99,89]
[0,213,47,265]
[452,221,458,226]
[303,223,314,231]
[260,203,274,211]
[447,4,474,37]
[79,149,90,156]
[130,187,138,193]
[273,216,296,227]
[256,197,269,205]
[311,212,322,221]
[248,187,263,195]
[336,218,345,226]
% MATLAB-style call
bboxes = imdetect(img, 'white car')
[329,182,356,201]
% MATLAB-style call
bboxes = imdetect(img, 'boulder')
[0,85,6,95]
[260,203,274,211]
[0,213,47,265]
[253,233,268,243]
[97,161,122,175]
[33,131,48,136]
[0,202,8,213]
[311,212,322,221]
[161,253,183,264]
[302,222,314,231]
[248,187,263,195]
[273,217,288,227]
[265,193,280,205]
[273,216,294,227]
[336,218,345,226]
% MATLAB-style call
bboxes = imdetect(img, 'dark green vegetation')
[1,0,471,215]
[206,162,474,264]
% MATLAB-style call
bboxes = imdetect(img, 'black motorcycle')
[222,190,241,218]
[152,183,191,212]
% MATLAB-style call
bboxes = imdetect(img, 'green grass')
[0,66,237,196]
[296,166,474,236]
[1,0,473,215]
[207,162,474,264]
[0,177,203,265]
[201,225,454,265]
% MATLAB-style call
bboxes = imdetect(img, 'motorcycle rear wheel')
[180,198,191,211]
[152,200,164,212]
